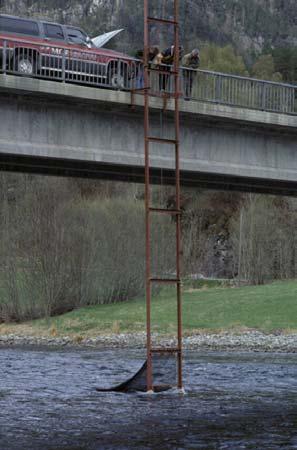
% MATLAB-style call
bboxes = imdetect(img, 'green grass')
[2,279,297,336]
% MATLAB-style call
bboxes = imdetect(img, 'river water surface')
[1,348,297,449]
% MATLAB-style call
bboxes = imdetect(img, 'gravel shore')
[1,330,297,352]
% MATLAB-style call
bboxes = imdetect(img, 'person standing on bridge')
[182,48,200,99]
[159,45,183,92]
[135,46,160,89]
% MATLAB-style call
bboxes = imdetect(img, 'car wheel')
[16,55,35,75]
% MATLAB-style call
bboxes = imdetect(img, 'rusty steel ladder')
[143,0,183,392]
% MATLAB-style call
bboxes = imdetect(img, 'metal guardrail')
[0,37,296,115]
[146,65,296,114]
[189,68,296,114]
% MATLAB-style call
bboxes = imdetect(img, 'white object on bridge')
[92,29,124,48]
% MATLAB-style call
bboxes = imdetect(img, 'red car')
[0,14,137,89]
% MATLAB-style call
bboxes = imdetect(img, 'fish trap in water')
[96,353,178,393]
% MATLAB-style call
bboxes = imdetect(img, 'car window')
[66,26,88,45]
[44,23,64,40]
[0,16,39,36]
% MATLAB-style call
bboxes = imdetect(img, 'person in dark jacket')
[159,45,183,92]
[182,48,200,99]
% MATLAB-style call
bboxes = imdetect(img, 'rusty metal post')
[143,0,153,393]
[173,0,183,390]
[143,0,183,392]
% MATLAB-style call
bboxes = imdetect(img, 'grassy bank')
[1,280,297,337]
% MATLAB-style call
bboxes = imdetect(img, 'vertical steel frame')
[144,0,183,392]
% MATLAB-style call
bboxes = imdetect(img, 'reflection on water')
[1,348,297,449]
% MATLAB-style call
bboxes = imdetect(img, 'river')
[1,348,297,449]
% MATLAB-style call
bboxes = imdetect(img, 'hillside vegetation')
[1,0,297,54]
[0,1,297,81]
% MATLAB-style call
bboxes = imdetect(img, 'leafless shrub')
[230,195,297,284]
[0,175,175,321]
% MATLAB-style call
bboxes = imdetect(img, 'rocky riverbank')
[1,330,297,352]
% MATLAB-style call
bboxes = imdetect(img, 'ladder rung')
[147,136,178,145]
[150,278,180,284]
[154,91,180,99]
[148,17,178,26]
[151,348,180,354]
[149,208,181,215]
[131,86,150,92]
[147,67,178,76]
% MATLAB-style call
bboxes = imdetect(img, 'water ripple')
[1,348,297,449]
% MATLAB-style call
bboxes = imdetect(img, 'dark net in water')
[96,354,177,392]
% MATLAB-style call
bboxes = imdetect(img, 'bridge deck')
[1,75,297,195]
[0,74,296,132]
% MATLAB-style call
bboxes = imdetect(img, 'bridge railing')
[0,37,296,115]
[147,65,296,114]
[190,69,296,114]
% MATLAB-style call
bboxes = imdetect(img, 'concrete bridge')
[1,74,297,195]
